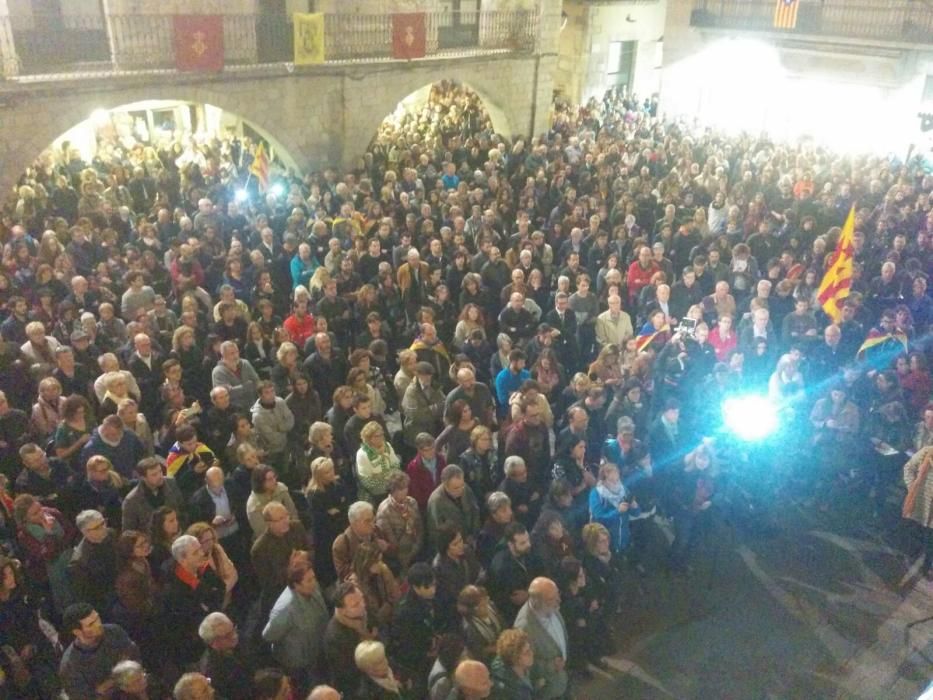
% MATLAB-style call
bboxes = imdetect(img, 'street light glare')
[723,395,779,442]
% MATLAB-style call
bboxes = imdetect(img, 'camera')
[676,317,697,337]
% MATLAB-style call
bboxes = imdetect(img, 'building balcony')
[0,9,539,83]
[689,0,933,46]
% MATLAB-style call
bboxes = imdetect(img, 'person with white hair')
[514,577,568,699]
[198,612,256,700]
[110,659,160,698]
[332,500,387,581]
[173,672,215,700]
[67,509,117,613]
[354,640,402,697]
[163,534,225,670]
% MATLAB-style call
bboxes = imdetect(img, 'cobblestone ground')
[576,484,933,700]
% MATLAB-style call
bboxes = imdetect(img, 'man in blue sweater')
[494,349,530,416]
[59,603,139,699]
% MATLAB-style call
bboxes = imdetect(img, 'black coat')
[161,564,225,664]
[388,590,436,675]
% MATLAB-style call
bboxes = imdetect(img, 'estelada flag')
[816,206,855,322]
[392,13,426,60]
[635,322,670,352]
[773,0,799,29]
[294,13,325,65]
[250,143,270,192]
[173,15,224,72]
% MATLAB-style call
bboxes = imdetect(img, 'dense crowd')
[0,78,931,699]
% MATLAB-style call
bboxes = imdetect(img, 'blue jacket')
[494,367,530,407]
[589,485,640,552]
[290,254,318,290]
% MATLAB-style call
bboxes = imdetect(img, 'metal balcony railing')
[690,0,933,44]
[0,9,539,79]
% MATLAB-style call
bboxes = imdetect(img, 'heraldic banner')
[173,15,224,72]
[294,13,325,65]
[392,13,426,60]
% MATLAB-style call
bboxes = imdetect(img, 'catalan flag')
[635,322,670,352]
[249,142,270,192]
[816,206,855,323]
[773,0,799,29]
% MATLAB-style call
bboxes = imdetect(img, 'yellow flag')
[294,13,325,65]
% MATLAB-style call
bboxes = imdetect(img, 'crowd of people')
[0,78,931,699]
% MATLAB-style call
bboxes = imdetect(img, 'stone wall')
[0,53,550,195]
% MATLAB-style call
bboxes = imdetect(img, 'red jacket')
[406,454,446,511]
[283,311,316,348]
[626,260,660,305]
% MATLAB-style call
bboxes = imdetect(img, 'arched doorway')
[368,79,509,153]
[7,98,298,225]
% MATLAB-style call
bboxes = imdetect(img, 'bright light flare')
[234,189,249,202]
[722,395,779,442]
[270,183,285,197]
[89,108,111,126]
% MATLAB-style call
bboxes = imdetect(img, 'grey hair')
[174,672,209,700]
[75,509,104,532]
[504,456,526,476]
[111,660,144,689]
[198,612,233,643]
[348,501,374,523]
[440,464,464,484]
[486,491,511,514]
[171,534,200,562]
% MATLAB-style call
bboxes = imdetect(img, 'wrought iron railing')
[0,10,539,78]
[690,0,933,44]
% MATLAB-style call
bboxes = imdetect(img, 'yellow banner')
[294,13,325,65]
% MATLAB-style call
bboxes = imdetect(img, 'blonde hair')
[582,522,610,554]
[360,421,385,443]
[306,456,334,493]
[354,640,387,674]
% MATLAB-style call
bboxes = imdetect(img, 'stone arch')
[341,60,528,168]
[0,81,307,197]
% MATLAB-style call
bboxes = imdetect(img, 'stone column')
[0,0,18,78]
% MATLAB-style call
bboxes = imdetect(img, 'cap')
[70,329,89,342]
[415,361,434,376]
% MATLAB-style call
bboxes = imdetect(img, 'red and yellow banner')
[173,15,224,72]
[392,13,426,60]
[816,206,855,323]
[773,0,799,29]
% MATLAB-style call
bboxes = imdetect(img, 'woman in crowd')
[246,466,299,540]
[354,640,404,699]
[13,493,75,617]
[352,544,400,629]
[243,321,274,380]
[308,420,350,486]
[186,522,238,609]
[147,505,181,579]
[375,471,423,577]
[531,509,576,577]
[490,628,536,700]
[113,530,160,669]
[459,425,498,498]
[305,456,351,589]
[434,399,478,465]
[432,523,480,634]
[457,584,504,665]
[0,554,61,698]
[356,420,401,505]
[589,462,640,557]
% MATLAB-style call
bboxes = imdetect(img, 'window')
[607,40,637,90]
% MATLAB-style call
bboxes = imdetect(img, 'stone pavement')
[576,493,933,700]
